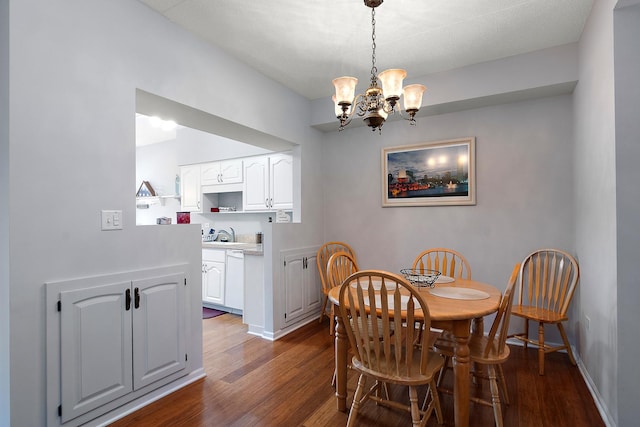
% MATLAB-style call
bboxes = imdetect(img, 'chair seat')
[352,350,444,386]
[511,305,568,323]
[434,335,511,365]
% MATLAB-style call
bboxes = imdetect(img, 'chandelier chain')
[370,7,377,82]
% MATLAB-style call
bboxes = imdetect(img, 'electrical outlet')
[585,315,590,330]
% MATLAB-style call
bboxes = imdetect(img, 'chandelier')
[332,0,426,133]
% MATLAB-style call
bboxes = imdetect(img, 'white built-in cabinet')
[282,247,321,325]
[200,159,243,186]
[243,153,293,211]
[202,249,225,305]
[47,269,188,425]
[180,164,201,212]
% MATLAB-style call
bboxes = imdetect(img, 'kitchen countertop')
[202,241,263,255]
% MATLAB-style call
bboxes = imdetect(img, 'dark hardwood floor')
[110,314,604,427]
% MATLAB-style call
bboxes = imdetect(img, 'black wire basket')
[400,269,441,288]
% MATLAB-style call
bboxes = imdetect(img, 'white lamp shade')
[332,76,358,105]
[378,69,406,100]
[403,84,426,111]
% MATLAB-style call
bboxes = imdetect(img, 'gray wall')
[614,2,640,425]
[574,0,618,423]
[3,0,634,425]
[5,0,321,425]
[0,0,9,423]
[322,95,575,313]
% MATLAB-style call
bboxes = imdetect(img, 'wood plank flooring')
[110,314,604,427]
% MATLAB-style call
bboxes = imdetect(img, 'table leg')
[452,319,472,427]
[471,316,485,385]
[335,308,348,412]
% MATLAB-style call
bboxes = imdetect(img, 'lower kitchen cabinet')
[282,247,321,326]
[202,249,225,306]
[47,267,188,426]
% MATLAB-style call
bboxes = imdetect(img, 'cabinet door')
[304,253,322,312]
[269,153,293,210]
[60,281,133,423]
[283,254,305,324]
[180,164,201,212]
[243,156,270,211]
[132,273,186,390]
[219,159,243,184]
[200,162,221,186]
[203,260,225,305]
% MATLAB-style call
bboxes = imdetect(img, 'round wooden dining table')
[328,276,502,427]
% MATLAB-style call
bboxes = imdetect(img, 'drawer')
[202,248,226,262]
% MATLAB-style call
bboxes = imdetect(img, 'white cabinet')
[56,272,186,424]
[243,153,293,211]
[201,159,243,186]
[282,248,321,325]
[202,249,225,305]
[180,164,201,212]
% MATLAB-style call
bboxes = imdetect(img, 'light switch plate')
[101,210,123,231]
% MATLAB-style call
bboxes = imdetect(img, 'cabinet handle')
[125,289,131,311]
[270,198,273,208]
[265,198,269,208]
[134,287,140,309]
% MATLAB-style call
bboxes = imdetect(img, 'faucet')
[229,227,236,242]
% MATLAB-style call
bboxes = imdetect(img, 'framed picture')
[382,137,476,207]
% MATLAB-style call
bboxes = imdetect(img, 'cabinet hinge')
[58,405,62,417]
[57,301,61,312]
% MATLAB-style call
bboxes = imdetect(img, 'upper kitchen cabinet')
[201,159,243,187]
[180,164,201,212]
[243,153,293,212]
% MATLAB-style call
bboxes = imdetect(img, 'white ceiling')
[138,0,594,101]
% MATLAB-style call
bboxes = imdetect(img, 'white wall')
[613,3,640,425]
[574,0,618,424]
[6,0,321,426]
[322,95,575,296]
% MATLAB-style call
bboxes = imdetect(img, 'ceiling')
[138,0,594,101]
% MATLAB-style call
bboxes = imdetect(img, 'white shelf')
[136,195,180,209]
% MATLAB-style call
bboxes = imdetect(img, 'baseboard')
[93,368,207,426]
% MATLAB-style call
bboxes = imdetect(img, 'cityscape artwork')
[381,137,476,207]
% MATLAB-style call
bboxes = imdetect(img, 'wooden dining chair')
[412,248,471,279]
[338,270,444,426]
[509,249,580,375]
[411,248,472,348]
[434,263,520,427]
[317,242,357,335]
[326,251,360,336]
